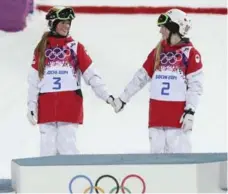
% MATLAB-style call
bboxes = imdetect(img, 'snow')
[0,4,226,179]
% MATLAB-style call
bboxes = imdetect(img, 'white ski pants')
[149,127,192,153]
[39,122,79,156]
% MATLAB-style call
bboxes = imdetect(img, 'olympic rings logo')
[160,52,183,65]
[45,47,72,60]
[68,174,146,193]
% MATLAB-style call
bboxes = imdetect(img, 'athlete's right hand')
[27,110,37,125]
[27,103,38,125]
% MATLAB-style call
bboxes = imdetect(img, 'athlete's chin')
[58,30,68,36]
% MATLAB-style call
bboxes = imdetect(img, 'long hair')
[154,40,163,71]
[35,32,49,79]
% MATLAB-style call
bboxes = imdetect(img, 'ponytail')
[154,40,163,71]
[35,32,49,79]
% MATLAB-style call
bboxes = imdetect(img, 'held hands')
[113,98,126,113]
[107,95,126,113]
[179,108,195,131]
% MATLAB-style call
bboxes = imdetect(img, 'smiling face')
[159,25,170,40]
[55,20,71,36]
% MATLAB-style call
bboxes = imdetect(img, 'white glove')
[113,98,126,113]
[27,111,37,125]
[106,95,115,107]
[27,102,38,125]
[179,109,195,131]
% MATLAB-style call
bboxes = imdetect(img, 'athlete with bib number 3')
[27,6,115,156]
[113,9,203,153]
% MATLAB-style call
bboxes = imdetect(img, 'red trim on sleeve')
[77,43,92,73]
[187,48,203,75]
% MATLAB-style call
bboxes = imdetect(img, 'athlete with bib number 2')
[113,9,203,153]
[27,6,115,156]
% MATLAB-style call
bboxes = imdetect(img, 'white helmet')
[157,9,192,37]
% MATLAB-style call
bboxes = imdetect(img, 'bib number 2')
[161,82,170,95]
[53,77,61,90]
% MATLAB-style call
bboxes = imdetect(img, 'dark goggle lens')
[157,14,170,26]
[58,8,75,19]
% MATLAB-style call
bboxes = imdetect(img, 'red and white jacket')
[120,40,203,128]
[27,35,111,124]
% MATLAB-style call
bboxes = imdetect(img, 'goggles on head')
[157,14,171,26]
[46,7,75,21]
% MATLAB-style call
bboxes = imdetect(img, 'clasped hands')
[106,95,126,113]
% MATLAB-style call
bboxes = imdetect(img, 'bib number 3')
[53,77,61,90]
[161,82,170,95]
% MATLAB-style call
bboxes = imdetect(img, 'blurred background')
[0,0,227,178]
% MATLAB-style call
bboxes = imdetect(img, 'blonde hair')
[154,40,163,71]
[35,31,49,79]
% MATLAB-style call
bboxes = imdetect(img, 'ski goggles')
[157,14,171,26]
[47,7,75,20]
